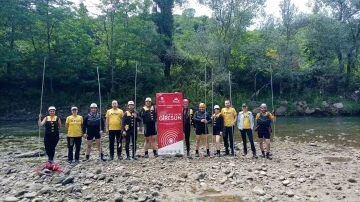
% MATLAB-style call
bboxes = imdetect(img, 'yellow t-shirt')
[255,112,275,121]
[221,107,237,127]
[243,111,251,129]
[66,115,83,137]
[106,108,124,130]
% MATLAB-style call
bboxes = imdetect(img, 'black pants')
[109,130,122,157]
[184,128,191,153]
[240,129,256,154]
[223,127,234,154]
[67,137,82,161]
[125,130,137,158]
[44,133,59,161]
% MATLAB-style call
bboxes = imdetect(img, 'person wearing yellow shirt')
[65,106,83,163]
[255,103,276,160]
[106,100,124,160]
[221,100,237,156]
[237,103,257,159]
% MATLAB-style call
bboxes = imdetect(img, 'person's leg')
[95,134,105,161]
[151,135,158,157]
[185,129,191,155]
[203,134,209,156]
[115,130,122,159]
[144,124,149,157]
[265,133,271,159]
[108,130,115,159]
[44,135,52,162]
[51,134,59,162]
[229,127,235,155]
[240,129,247,155]
[132,131,138,159]
[195,135,201,157]
[85,138,92,160]
[215,135,221,155]
[247,130,257,157]
[125,132,131,159]
[223,127,229,155]
[74,137,82,161]
[67,137,74,162]
[258,132,265,157]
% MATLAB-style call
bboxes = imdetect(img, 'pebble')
[4,197,19,202]
[253,186,265,196]
[24,192,37,198]
[131,186,140,192]
[83,180,92,185]
[348,178,357,183]
[282,180,290,186]
[62,176,74,185]
[260,171,266,176]
[95,169,102,174]
[114,195,123,202]
[286,190,295,197]
[220,176,228,184]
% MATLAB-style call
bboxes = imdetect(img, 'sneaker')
[154,154,159,158]
[118,155,123,160]
[126,156,131,160]
[68,160,73,164]
[266,153,272,160]
[109,156,114,161]
[231,153,237,156]
[144,154,149,158]
[253,154,258,159]
[132,156,138,160]
[195,153,200,157]
[74,160,80,163]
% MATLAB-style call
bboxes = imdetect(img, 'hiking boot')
[261,151,265,158]
[132,156,138,160]
[100,153,106,161]
[126,156,131,160]
[195,153,200,157]
[74,160,80,163]
[253,153,258,159]
[86,155,90,160]
[118,155,123,160]
[109,156,114,161]
[144,154,149,158]
[266,152,272,160]
[68,160,73,164]
[154,154,159,158]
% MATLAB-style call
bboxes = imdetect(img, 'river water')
[1,117,359,148]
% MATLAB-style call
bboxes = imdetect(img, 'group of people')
[38,97,275,164]
[183,100,275,160]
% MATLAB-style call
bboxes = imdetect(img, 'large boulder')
[322,101,330,108]
[275,106,287,116]
[305,107,315,115]
[252,107,261,114]
[279,100,288,106]
[333,103,344,110]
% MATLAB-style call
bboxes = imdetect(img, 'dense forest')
[1,0,360,116]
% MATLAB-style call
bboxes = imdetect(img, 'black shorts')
[144,123,157,137]
[212,128,222,136]
[196,127,209,135]
[87,132,101,140]
[258,132,271,139]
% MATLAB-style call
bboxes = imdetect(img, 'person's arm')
[57,117,62,130]
[220,115,224,134]
[270,113,276,123]
[250,113,255,130]
[236,112,241,129]
[105,110,109,133]
[206,112,212,124]
[38,115,46,126]
[232,108,237,126]
[82,115,88,134]
[65,117,70,130]
[122,112,127,136]
[192,111,202,122]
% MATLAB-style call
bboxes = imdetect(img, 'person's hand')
[83,134,88,139]
[139,127,143,132]
[38,114,42,119]
[100,131,104,136]
[220,132,223,136]
[106,129,109,134]
[133,113,137,118]
[201,119,206,123]
[203,120,208,124]
[122,131,126,137]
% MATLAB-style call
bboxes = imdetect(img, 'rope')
[39,57,46,159]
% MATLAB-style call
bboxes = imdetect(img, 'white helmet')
[128,101,134,105]
[90,103,98,108]
[260,103,267,108]
[214,105,220,109]
[145,97,152,102]
[48,106,56,111]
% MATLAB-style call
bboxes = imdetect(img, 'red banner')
[156,93,184,155]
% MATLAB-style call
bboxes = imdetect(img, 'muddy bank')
[0,136,359,202]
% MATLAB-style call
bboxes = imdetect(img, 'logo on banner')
[159,97,165,104]
[159,128,181,147]
[173,97,180,103]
